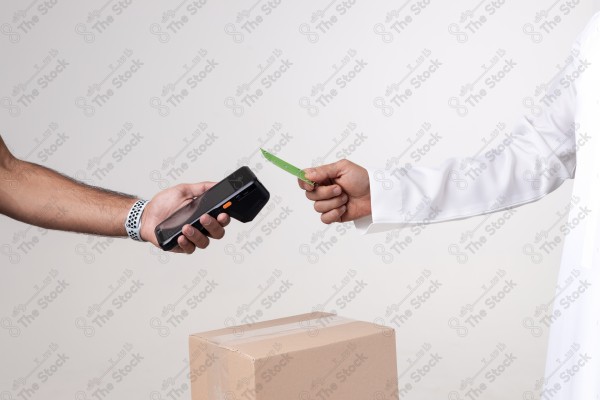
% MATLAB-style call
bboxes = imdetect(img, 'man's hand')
[140,182,230,254]
[298,159,371,224]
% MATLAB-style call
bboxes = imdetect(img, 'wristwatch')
[125,199,149,241]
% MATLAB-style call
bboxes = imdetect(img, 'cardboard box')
[189,312,399,400]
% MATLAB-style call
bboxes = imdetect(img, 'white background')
[1,1,600,399]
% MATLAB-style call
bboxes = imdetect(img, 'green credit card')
[260,148,315,185]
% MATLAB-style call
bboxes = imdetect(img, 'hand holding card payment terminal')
[154,166,270,251]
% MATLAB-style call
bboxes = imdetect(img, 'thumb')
[304,161,343,184]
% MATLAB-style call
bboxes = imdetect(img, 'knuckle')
[338,159,350,168]
[174,183,187,192]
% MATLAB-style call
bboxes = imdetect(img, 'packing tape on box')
[208,352,229,400]
[203,314,357,399]
[209,314,355,346]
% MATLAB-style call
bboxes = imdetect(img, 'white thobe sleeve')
[355,26,589,234]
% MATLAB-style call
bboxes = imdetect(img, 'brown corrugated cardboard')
[189,312,399,400]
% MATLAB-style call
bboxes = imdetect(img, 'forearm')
[0,157,138,237]
[368,125,573,227]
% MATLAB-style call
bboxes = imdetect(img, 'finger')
[314,194,348,213]
[297,178,315,192]
[304,161,344,184]
[305,185,342,201]
[200,214,225,240]
[182,224,210,249]
[177,234,196,254]
[169,246,184,254]
[217,213,230,227]
[321,205,347,225]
